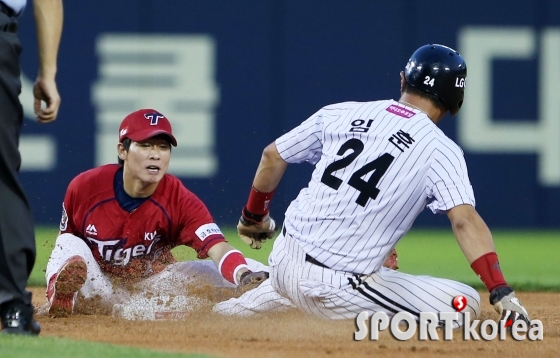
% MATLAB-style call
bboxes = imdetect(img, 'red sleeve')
[59,176,80,235]
[177,190,226,259]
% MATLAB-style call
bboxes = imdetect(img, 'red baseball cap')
[118,109,178,146]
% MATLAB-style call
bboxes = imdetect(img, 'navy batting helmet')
[404,44,467,115]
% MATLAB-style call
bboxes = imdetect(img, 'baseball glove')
[237,212,277,249]
[236,270,269,294]
[490,286,530,328]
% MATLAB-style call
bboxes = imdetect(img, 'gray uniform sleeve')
[275,110,324,165]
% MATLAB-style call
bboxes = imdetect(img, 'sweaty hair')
[402,82,448,113]
[117,135,173,166]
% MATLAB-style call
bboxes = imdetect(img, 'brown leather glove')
[237,210,278,249]
[383,248,399,270]
[237,271,269,294]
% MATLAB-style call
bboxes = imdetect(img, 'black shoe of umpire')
[0,300,41,335]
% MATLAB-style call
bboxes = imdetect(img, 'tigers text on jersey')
[59,164,225,278]
[275,100,475,275]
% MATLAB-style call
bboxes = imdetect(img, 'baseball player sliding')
[214,44,531,328]
[42,109,268,318]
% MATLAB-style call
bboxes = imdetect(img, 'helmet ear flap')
[404,44,467,115]
[452,99,464,115]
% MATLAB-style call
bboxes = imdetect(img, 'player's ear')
[400,71,406,93]
[117,143,127,161]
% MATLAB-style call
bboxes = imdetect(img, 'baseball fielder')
[42,109,268,318]
[214,44,531,328]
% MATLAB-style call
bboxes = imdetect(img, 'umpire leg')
[0,14,35,309]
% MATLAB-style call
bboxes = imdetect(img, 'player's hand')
[383,248,399,270]
[33,77,61,123]
[490,286,530,327]
[237,209,278,249]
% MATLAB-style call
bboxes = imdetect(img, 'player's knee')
[56,232,79,245]
[245,257,269,273]
[464,288,481,319]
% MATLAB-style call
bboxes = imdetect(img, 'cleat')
[46,255,87,318]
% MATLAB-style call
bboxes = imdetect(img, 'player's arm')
[239,112,323,249]
[175,188,268,290]
[33,0,63,123]
[237,142,288,249]
[253,142,289,192]
[206,241,268,289]
[447,204,531,324]
[447,204,494,263]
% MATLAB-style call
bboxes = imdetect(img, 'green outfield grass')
[31,226,560,291]
[396,229,560,291]
[0,335,210,358]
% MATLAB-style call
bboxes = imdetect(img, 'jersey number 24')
[320,138,395,207]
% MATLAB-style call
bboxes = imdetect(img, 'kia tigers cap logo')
[144,112,164,125]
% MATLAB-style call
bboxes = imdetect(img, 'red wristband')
[470,252,508,291]
[218,250,249,285]
[246,186,275,216]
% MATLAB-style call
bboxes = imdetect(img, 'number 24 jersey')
[276,100,475,274]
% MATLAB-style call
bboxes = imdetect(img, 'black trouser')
[0,11,35,307]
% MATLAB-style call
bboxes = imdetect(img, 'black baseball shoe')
[0,300,41,335]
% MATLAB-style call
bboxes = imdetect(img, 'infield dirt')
[30,288,559,358]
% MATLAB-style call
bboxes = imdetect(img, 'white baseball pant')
[214,231,481,326]
[46,233,268,308]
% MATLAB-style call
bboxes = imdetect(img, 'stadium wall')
[16,0,560,228]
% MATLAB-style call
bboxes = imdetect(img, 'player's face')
[122,137,171,186]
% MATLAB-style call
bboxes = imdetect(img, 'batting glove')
[490,286,531,327]
[237,208,277,249]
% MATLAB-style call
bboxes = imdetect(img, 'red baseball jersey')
[59,164,226,278]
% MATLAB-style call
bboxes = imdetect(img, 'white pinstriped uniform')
[214,100,481,324]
